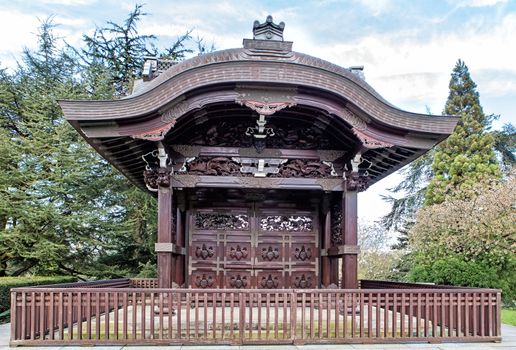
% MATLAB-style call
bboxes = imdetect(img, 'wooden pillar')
[175,207,185,287]
[321,210,331,287]
[156,170,175,289]
[341,190,358,289]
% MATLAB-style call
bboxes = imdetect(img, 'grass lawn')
[502,309,516,326]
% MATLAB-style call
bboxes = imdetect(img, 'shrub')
[0,276,77,314]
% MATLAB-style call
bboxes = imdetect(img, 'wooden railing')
[10,282,501,346]
[129,278,159,289]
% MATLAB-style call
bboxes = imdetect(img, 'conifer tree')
[425,59,500,205]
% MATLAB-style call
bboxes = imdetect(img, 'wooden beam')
[321,245,360,256]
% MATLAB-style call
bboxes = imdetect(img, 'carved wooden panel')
[194,243,215,260]
[224,270,252,289]
[188,204,318,289]
[194,212,249,230]
[191,271,217,289]
[259,215,313,232]
[290,271,316,289]
[256,270,284,289]
[228,244,249,261]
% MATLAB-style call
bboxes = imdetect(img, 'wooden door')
[188,203,319,289]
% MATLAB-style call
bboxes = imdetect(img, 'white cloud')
[0,10,41,68]
[39,0,95,5]
[355,0,392,16]
[291,11,516,114]
[456,0,508,7]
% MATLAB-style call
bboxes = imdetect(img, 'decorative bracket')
[237,157,287,177]
[142,142,173,191]
[344,153,370,192]
[352,128,393,149]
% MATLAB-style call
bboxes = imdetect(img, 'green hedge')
[0,276,77,314]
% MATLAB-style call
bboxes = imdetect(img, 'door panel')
[189,202,319,288]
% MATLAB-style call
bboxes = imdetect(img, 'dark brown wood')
[188,202,319,289]
[175,207,185,286]
[157,182,174,289]
[341,190,358,289]
[9,282,502,346]
[322,210,331,287]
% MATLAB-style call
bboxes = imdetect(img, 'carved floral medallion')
[293,274,312,289]
[260,274,280,289]
[261,246,280,261]
[229,245,248,261]
[294,245,312,261]
[195,244,215,260]
[229,274,248,289]
[195,274,214,288]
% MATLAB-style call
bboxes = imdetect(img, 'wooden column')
[174,207,185,287]
[341,190,358,289]
[321,210,331,287]
[156,170,175,289]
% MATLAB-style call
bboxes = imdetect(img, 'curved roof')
[58,21,458,192]
[60,46,456,135]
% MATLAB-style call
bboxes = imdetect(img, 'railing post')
[10,291,17,341]
[290,290,297,343]
[239,292,244,344]
[496,292,501,337]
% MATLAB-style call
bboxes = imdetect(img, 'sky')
[0,0,515,223]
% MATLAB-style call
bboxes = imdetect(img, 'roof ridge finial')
[253,15,285,41]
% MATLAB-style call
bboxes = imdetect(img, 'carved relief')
[132,123,174,141]
[294,245,312,261]
[143,167,170,189]
[272,159,338,178]
[345,171,369,192]
[260,274,279,289]
[195,274,214,288]
[235,88,296,116]
[352,128,393,149]
[161,100,192,123]
[194,213,249,230]
[331,204,343,246]
[229,245,248,261]
[180,157,244,176]
[260,215,313,232]
[239,100,295,116]
[293,274,312,289]
[195,244,215,260]
[171,119,338,150]
[261,246,280,261]
[143,168,158,189]
[229,274,248,289]
[341,108,366,130]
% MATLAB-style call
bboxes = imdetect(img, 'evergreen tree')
[425,60,500,205]
[0,6,208,278]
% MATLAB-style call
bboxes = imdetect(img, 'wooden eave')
[59,44,458,193]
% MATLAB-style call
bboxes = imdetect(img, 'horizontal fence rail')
[10,283,501,346]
